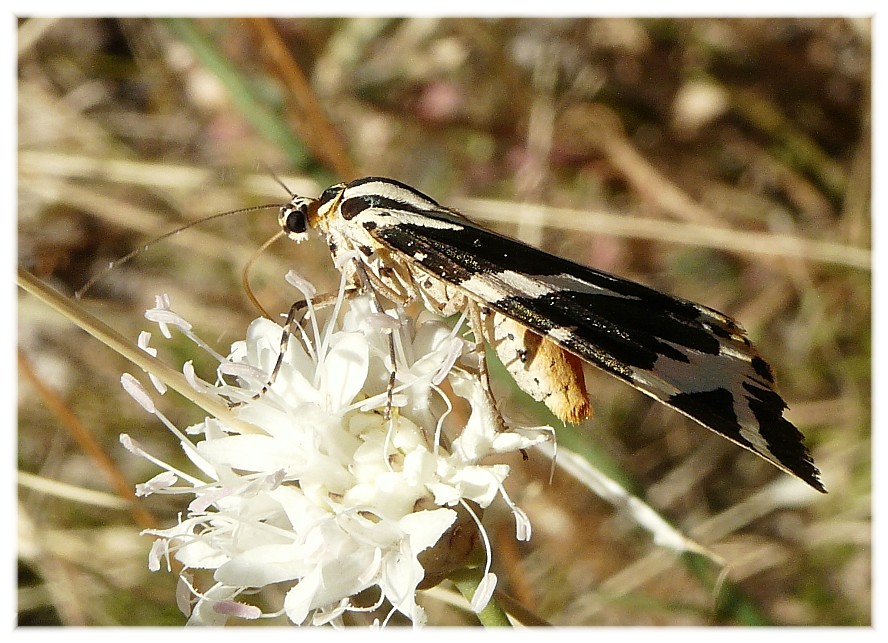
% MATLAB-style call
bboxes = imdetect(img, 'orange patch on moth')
[487,314,592,424]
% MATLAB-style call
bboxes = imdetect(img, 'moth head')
[278,196,318,243]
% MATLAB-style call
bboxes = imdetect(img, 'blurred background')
[17,18,870,626]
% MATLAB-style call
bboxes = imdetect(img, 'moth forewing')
[279,176,825,493]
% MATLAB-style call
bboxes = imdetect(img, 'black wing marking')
[363,207,824,492]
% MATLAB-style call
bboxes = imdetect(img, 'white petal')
[187,487,230,514]
[489,429,549,453]
[445,465,509,507]
[270,485,331,533]
[148,538,167,572]
[244,317,312,380]
[428,481,462,506]
[216,544,309,586]
[322,332,369,410]
[175,572,193,616]
[379,541,425,621]
[281,558,354,625]
[366,311,402,331]
[399,508,457,553]
[196,434,296,473]
[400,446,437,486]
[175,537,230,570]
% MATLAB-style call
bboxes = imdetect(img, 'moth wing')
[368,213,823,492]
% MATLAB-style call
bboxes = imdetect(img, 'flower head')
[123,271,548,626]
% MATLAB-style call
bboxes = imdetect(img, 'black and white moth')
[278,176,824,493]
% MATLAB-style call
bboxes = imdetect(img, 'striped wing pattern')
[345,195,823,492]
[300,177,823,492]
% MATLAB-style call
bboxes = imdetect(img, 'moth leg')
[227,287,356,408]
[467,302,509,432]
[357,261,415,307]
[351,259,414,421]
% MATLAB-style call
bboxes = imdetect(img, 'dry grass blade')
[18,350,158,530]
[18,268,262,438]
[456,197,871,270]
[18,471,134,512]
[247,18,358,180]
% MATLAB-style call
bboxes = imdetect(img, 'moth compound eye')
[285,208,306,234]
[278,197,314,240]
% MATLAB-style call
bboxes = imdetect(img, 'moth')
[278,176,824,493]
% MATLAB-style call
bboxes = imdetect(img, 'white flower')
[122,272,550,626]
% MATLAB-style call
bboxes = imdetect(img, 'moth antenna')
[242,231,285,321]
[258,161,296,198]
[75,203,283,300]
